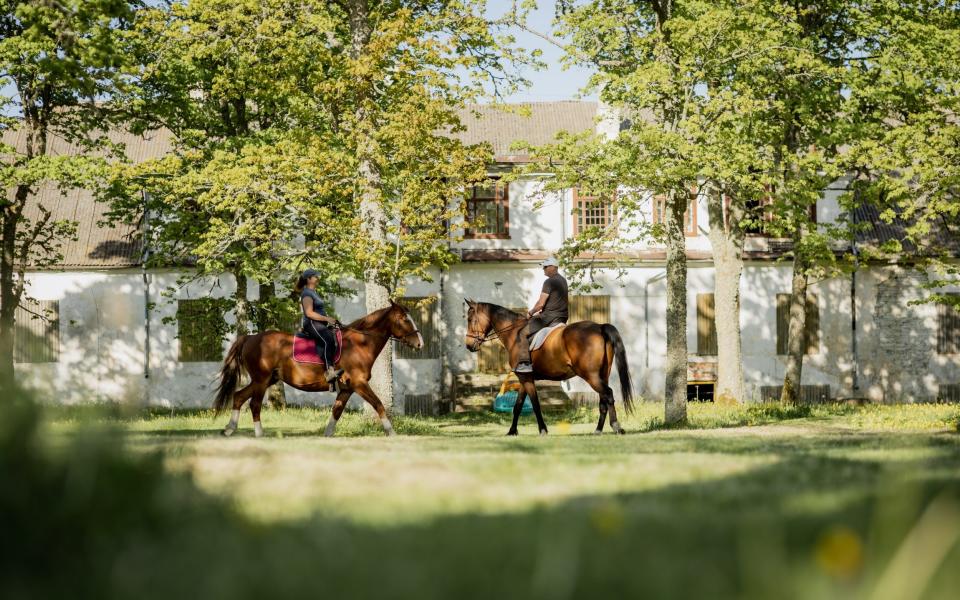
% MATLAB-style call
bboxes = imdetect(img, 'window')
[465,180,509,239]
[743,197,772,235]
[685,189,698,236]
[177,299,226,362]
[652,192,698,236]
[776,293,819,355]
[938,294,960,354]
[572,189,614,235]
[14,299,59,363]
[395,297,440,359]
[696,293,717,356]
[570,295,611,324]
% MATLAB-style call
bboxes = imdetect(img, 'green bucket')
[493,390,532,414]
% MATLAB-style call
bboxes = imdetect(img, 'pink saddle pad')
[292,329,343,365]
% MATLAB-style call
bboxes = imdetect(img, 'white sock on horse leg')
[222,409,240,437]
[324,414,338,437]
[381,417,395,436]
[254,420,263,438]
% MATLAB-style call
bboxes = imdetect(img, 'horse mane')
[346,305,393,331]
[480,302,523,324]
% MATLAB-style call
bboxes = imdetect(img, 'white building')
[10,102,960,409]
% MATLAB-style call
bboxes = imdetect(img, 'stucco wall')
[16,260,957,408]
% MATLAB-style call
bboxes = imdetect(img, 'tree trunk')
[0,184,31,380]
[349,0,394,412]
[664,190,688,425]
[233,272,250,335]
[707,193,745,405]
[0,202,19,380]
[257,280,286,409]
[780,251,809,405]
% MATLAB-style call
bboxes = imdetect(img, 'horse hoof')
[593,429,603,435]
[539,429,548,436]
[611,422,626,435]
[222,428,235,437]
[506,430,518,436]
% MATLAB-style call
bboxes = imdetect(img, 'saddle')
[292,329,344,365]
[529,323,565,352]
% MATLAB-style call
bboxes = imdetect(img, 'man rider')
[514,257,568,373]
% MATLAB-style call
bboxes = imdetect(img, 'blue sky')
[493,1,597,102]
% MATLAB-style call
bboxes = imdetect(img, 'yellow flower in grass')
[814,526,863,580]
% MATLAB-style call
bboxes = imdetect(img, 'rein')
[467,313,528,346]
[341,322,420,344]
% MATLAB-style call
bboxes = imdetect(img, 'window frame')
[464,178,510,239]
[571,188,616,236]
[177,299,226,362]
[14,298,60,363]
[651,192,698,236]
[395,296,440,359]
[696,293,718,356]
[937,293,960,355]
[776,293,820,356]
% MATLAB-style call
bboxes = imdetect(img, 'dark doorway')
[687,382,715,402]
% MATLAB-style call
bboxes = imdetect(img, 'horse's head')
[387,300,423,350]
[464,299,491,353]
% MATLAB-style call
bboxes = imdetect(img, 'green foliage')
[0,0,139,373]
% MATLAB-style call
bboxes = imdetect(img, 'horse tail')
[214,335,248,416]
[601,324,634,415]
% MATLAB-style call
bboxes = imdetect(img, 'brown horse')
[465,300,633,436]
[213,301,422,437]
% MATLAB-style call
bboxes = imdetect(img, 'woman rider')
[295,269,344,383]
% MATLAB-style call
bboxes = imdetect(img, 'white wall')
[17,260,957,408]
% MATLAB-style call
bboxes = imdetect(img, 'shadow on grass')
[9,379,960,599]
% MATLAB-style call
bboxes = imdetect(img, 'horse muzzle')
[465,336,481,353]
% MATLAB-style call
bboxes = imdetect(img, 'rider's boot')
[326,365,344,382]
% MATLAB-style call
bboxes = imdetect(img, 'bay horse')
[213,301,422,437]
[464,300,633,436]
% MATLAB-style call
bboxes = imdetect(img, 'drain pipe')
[141,190,151,382]
[850,190,860,394]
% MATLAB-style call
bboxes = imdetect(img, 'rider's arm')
[528,292,549,317]
[302,297,336,323]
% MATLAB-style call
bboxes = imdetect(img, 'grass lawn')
[27,402,960,599]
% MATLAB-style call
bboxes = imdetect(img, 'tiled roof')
[3,127,172,268]
[452,102,599,161]
[852,203,959,256]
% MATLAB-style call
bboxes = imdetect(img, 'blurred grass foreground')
[4,380,960,599]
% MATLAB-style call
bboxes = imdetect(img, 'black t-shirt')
[540,273,569,323]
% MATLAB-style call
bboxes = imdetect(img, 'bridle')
[466,306,528,348]
[341,314,422,347]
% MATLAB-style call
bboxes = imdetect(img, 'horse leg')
[606,386,625,434]
[507,388,527,436]
[250,384,268,438]
[353,382,396,436]
[582,373,619,435]
[520,374,548,436]
[222,383,257,436]
[324,390,352,437]
[595,395,609,434]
